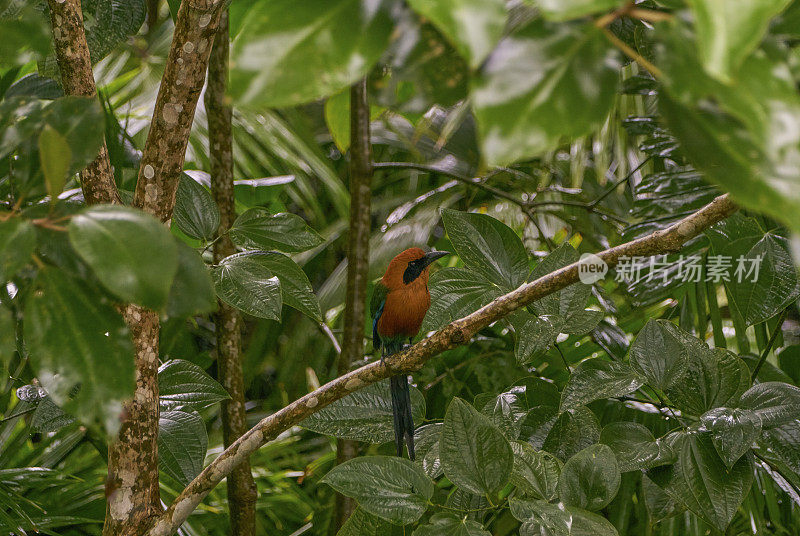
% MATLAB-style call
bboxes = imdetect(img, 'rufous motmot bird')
[370,247,449,460]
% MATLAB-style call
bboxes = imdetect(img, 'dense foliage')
[1,0,800,535]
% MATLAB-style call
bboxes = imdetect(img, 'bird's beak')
[422,250,450,268]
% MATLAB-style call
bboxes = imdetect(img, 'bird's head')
[383,247,450,287]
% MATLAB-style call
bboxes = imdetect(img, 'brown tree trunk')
[333,78,374,530]
[46,0,120,205]
[206,11,258,536]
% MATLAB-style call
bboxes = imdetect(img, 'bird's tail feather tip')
[390,374,416,461]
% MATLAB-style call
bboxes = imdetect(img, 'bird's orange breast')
[376,282,431,340]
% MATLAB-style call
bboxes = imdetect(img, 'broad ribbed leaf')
[158,359,229,411]
[68,205,178,309]
[534,0,623,21]
[415,423,443,479]
[647,434,754,532]
[600,422,675,473]
[413,513,491,536]
[738,381,800,429]
[211,252,282,320]
[230,0,394,108]
[758,420,800,476]
[322,456,434,525]
[30,396,75,433]
[301,379,425,443]
[406,0,506,68]
[158,410,208,486]
[482,387,529,439]
[172,173,220,241]
[165,240,217,318]
[510,441,562,500]
[0,219,35,280]
[337,507,397,536]
[24,270,134,435]
[513,314,559,364]
[628,320,689,390]
[557,444,620,511]
[441,397,513,495]
[560,359,643,411]
[441,209,528,290]
[543,407,600,461]
[38,124,70,201]
[229,208,323,253]
[642,474,684,523]
[510,499,619,536]
[665,347,750,416]
[422,268,503,331]
[472,20,619,166]
[700,407,761,468]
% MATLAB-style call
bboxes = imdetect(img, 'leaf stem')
[750,310,788,381]
[602,28,663,78]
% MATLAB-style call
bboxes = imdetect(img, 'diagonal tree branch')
[147,193,737,536]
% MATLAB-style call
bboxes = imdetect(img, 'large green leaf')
[337,507,400,536]
[700,407,761,468]
[510,498,619,536]
[172,174,220,242]
[158,409,208,486]
[415,423,443,479]
[301,379,426,443]
[472,20,619,166]
[406,0,506,68]
[0,219,35,280]
[441,209,529,290]
[322,456,434,525]
[38,124,70,201]
[229,208,323,253]
[413,513,491,536]
[211,252,282,321]
[628,320,689,391]
[422,268,503,332]
[600,422,675,473]
[230,0,394,108]
[558,445,620,512]
[165,240,217,319]
[738,381,800,429]
[543,407,600,461]
[686,0,793,81]
[481,387,529,440]
[533,0,623,21]
[513,314,560,364]
[158,359,229,411]
[510,441,562,500]
[68,205,178,309]
[440,397,513,495]
[24,270,135,435]
[560,358,642,412]
[647,434,754,532]
[642,474,684,523]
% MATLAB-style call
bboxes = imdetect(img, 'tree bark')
[206,11,258,536]
[103,1,227,534]
[46,0,121,205]
[332,78,374,530]
[147,193,738,536]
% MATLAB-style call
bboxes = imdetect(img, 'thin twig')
[602,28,663,78]
[319,323,342,355]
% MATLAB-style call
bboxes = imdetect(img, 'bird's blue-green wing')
[370,281,388,352]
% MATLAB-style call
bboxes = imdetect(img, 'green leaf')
[758,420,800,477]
[482,387,529,439]
[68,205,179,309]
[413,513,491,536]
[229,0,394,108]
[513,314,559,364]
[229,208,323,253]
[642,474,684,523]
[172,173,220,242]
[38,124,70,201]
[543,407,600,461]
[0,219,35,280]
[647,434,754,532]
[529,244,596,329]
[301,379,426,443]
[322,456,434,525]
[422,268,503,332]
[337,507,398,536]
[560,358,643,412]
[158,409,208,486]
[158,359,229,411]
[24,270,134,435]
[738,381,800,429]
[165,240,217,318]
[30,396,76,433]
[600,422,675,473]
[510,498,619,536]
[415,423,443,479]
[406,0,506,68]
[441,209,529,289]
[533,0,623,21]
[700,407,761,468]
[440,397,513,495]
[211,252,282,321]
[324,89,351,153]
[472,20,619,166]
[557,444,620,511]
[510,441,562,500]
[237,251,321,321]
[686,0,793,81]
[628,320,689,391]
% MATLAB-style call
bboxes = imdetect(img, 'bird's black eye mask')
[403,259,426,284]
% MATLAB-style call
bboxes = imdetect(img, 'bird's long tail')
[390,374,415,460]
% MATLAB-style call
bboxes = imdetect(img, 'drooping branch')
[333,77,374,530]
[206,11,257,536]
[46,0,120,205]
[147,193,737,536]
